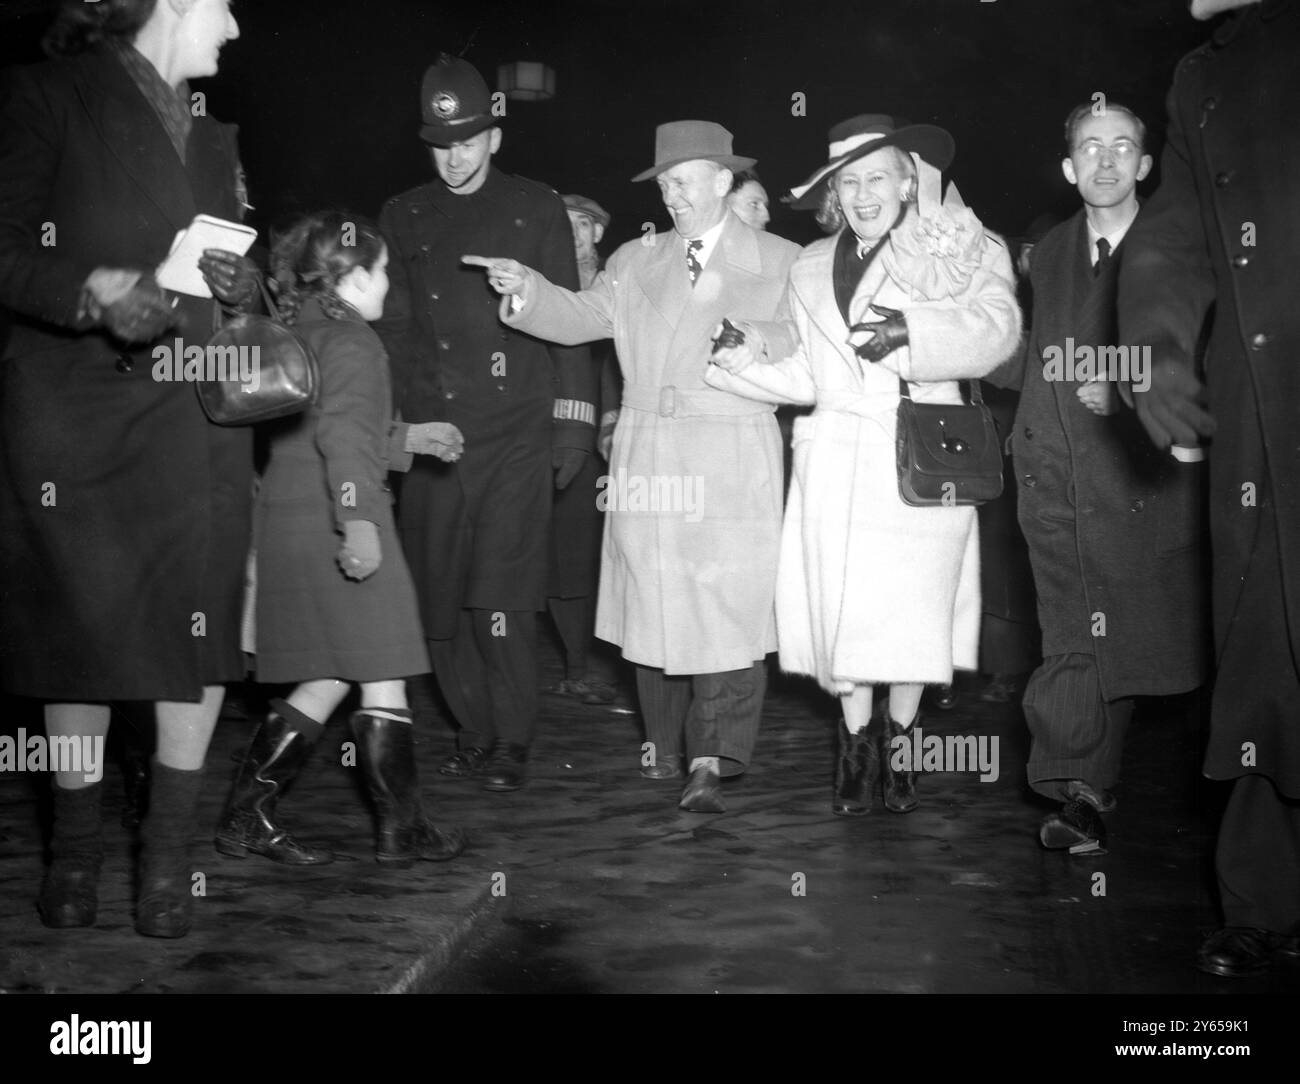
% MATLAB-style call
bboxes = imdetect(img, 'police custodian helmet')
[419,54,496,146]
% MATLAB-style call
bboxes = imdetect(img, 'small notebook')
[156,214,258,298]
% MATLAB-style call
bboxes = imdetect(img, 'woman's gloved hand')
[199,248,261,311]
[849,304,909,363]
[338,520,381,580]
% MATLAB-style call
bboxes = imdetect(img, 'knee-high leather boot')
[214,700,333,865]
[350,710,466,866]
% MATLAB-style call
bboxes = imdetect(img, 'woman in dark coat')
[0,0,257,937]
[213,212,465,868]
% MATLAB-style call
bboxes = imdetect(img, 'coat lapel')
[73,49,197,233]
[793,233,885,381]
[639,228,691,332]
[1033,211,1085,367]
[792,236,844,359]
[664,214,760,377]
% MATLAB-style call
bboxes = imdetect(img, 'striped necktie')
[686,239,704,286]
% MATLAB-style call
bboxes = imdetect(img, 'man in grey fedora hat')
[376,55,597,793]
[465,120,799,812]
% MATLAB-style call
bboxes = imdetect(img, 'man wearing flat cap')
[546,193,624,705]
[467,121,799,812]
[377,55,597,792]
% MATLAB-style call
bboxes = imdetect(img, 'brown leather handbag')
[196,278,319,426]
[895,376,1003,506]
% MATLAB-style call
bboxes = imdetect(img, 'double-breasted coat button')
[444,390,456,400]
[438,338,450,350]
[1024,426,1033,440]
[1023,474,1037,488]
[430,292,439,301]
[1232,255,1249,268]
[115,353,133,373]
[1250,332,1268,349]
[1130,499,1145,512]
[1214,171,1232,188]
[421,244,430,253]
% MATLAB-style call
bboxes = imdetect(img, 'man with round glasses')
[988,99,1208,856]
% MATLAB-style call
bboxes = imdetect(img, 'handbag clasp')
[938,418,969,454]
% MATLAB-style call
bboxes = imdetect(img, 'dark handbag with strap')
[895,375,1003,506]
[196,277,319,426]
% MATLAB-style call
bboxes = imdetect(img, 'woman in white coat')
[709,115,1021,816]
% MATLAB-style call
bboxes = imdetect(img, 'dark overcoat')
[254,301,427,684]
[993,210,1209,700]
[1118,0,1300,790]
[0,47,252,701]
[376,167,596,637]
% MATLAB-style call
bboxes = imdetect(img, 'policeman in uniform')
[377,55,597,792]
[546,194,623,705]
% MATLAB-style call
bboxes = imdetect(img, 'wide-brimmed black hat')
[787,114,955,210]
[419,55,496,146]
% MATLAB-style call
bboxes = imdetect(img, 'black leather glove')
[199,248,261,311]
[849,304,909,363]
[102,276,178,344]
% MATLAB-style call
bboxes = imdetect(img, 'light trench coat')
[706,220,1021,692]
[505,213,801,673]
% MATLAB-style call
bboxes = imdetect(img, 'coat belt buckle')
[658,386,676,418]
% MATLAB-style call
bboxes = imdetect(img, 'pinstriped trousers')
[1023,652,1133,801]
[635,661,766,778]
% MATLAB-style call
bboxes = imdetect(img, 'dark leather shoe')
[439,746,489,777]
[1197,926,1286,978]
[833,723,879,816]
[1039,798,1106,854]
[678,766,725,813]
[482,743,528,792]
[1064,778,1117,814]
[640,756,682,780]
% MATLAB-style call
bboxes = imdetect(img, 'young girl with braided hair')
[214,211,466,867]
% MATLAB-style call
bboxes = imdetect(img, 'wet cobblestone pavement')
[2,638,1296,997]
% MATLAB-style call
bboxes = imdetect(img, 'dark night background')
[1,0,1208,248]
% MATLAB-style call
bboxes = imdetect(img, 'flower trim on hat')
[880,153,986,301]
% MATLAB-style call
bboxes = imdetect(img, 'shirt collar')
[682,215,728,271]
[1086,210,1138,264]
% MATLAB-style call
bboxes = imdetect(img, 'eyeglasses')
[1073,140,1141,161]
